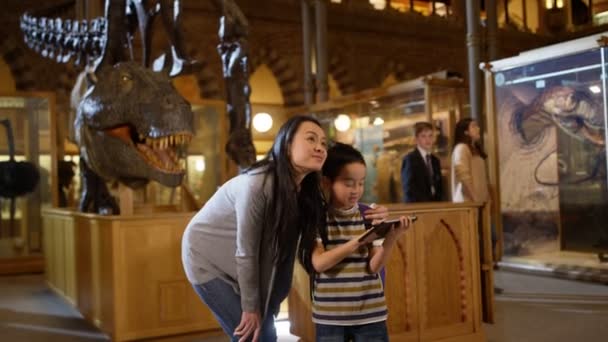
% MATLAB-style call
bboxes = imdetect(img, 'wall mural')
[20,0,256,214]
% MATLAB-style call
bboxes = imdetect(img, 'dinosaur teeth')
[141,133,192,150]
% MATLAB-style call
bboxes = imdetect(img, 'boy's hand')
[385,216,413,241]
[363,203,389,225]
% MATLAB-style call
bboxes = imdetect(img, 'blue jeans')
[315,321,389,342]
[193,278,277,342]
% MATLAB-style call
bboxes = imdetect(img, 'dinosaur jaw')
[103,124,192,177]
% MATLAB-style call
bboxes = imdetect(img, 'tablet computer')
[358,215,417,243]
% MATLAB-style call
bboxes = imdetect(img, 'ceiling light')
[373,117,384,125]
[195,158,206,172]
[334,114,351,132]
[253,112,273,133]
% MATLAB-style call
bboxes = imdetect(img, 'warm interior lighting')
[334,114,352,132]
[546,0,564,9]
[369,0,386,10]
[252,112,273,133]
[195,158,206,172]
[589,85,601,94]
[373,117,385,126]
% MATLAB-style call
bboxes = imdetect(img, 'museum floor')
[0,270,607,342]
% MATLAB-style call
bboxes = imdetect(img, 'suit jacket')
[401,148,443,203]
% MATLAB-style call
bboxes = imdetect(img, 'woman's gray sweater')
[181,168,278,316]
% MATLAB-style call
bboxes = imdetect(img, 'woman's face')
[466,120,481,142]
[289,121,328,179]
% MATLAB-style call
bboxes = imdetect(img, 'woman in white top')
[451,118,490,203]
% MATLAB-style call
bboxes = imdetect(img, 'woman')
[182,116,387,342]
[451,118,490,203]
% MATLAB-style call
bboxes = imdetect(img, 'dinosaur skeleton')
[20,0,256,214]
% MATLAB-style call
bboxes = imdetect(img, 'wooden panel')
[113,216,219,340]
[52,216,66,294]
[97,219,117,335]
[159,281,190,321]
[63,217,76,304]
[288,263,315,341]
[480,204,495,323]
[385,225,418,340]
[42,214,76,305]
[416,211,475,341]
[42,216,55,287]
[75,216,94,320]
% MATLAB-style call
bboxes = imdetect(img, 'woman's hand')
[234,311,261,342]
[363,203,389,225]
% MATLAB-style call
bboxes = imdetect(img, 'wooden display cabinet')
[289,202,493,342]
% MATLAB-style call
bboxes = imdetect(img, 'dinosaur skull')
[75,62,194,188]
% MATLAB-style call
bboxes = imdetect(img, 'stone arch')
[328,53,356,95]
[189,47,222,100]
[1,37,79,119]
[249,63,284,104]
[0,38,37,90]
[377,59,416,86]
[250,47,302,106]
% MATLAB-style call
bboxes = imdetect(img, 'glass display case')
[290,72,467,204]
[0,93,54,256]
[486,33,608,259]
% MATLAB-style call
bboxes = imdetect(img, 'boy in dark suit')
[401,122,443,202]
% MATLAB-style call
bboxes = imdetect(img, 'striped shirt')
[312,205,388,325]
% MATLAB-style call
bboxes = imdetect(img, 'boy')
[401,121,443,202]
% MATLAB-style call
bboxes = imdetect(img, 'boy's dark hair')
[414,121,434,137]
[322,142,366,181]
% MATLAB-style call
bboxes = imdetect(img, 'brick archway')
[377,59,415,86]
[1,37,79,118]
[1,38,37,90]
[250,47,302,106]
[189,48,222,100]
[329,54,356,95]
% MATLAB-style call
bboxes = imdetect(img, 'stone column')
[487,0,498,61]
[314,0,329,102]
[301,0,314,105]
[465,0,481,122]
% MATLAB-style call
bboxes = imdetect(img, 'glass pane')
[307,79,465,204]
[60,102,225,209]
[0,95,52,253]
[494,48,606,256]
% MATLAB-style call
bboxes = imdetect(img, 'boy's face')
[326,162,366,210]
[416,128,434,152]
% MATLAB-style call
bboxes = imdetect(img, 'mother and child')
[182,115,414,342]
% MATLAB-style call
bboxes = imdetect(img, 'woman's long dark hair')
[249,115,326,270]
[453,117,487,159]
